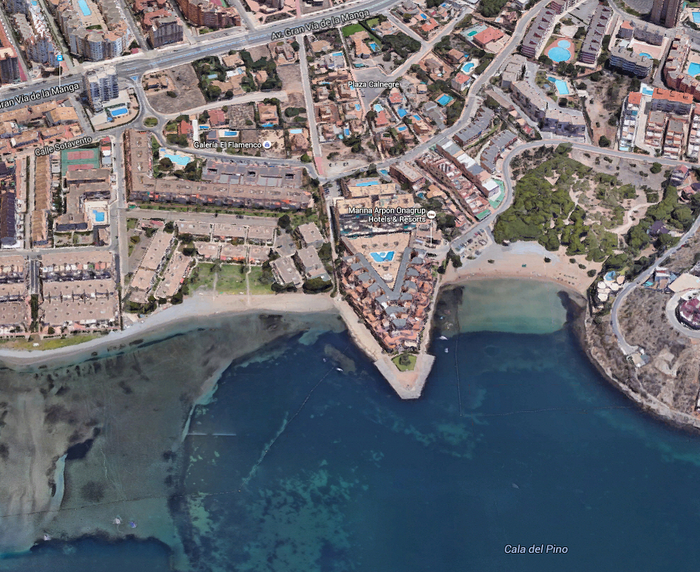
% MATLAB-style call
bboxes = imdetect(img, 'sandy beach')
[443,242,597,296]
[0,292,337,368]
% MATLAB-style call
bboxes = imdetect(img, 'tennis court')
[61,147,99,176]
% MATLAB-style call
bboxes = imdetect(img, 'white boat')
[439,335,448,340]
[445,348,449,353]
[336,367,343,372]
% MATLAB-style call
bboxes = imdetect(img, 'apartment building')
[175,0,240,28]
[663,117,687,159]
[296,222,324,250]
[500,55,527,90]
[129,230,173,303]
[11,0,59,68]
[453,108,495,147]
[39,251,117,332]
[271,256,303,288]
[126,130,311,209]
[47,0,132,61]
[511,80,585,137]
[83,66,119,112]
[609,46,653,77]
[644,110,667,148]
[578,4,613,65]
[520,4,557,58]
[651,87,693,115]
[618,92,641,152]
[650,0,682,28]
[687,104,700,161]
[147,15,183,48]
[480,130,517,173]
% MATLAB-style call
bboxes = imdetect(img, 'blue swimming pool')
[289,128,302,134]
[332,52,343,57]
[397,108,407,118]
[355,103,361,111]
[261,122,274,128]
[413,114,421,121]
[547,39,572,63]
[693,11,700,23]
[356,180,379,187]
[78,0,91,16]
[548,77,570,96]
[689,62,700,77]
[369,42,378,52]
[109,107,128,117]
[160,149,192,167]
[93,210,105,223]
[461,62,475,74]
[639,52,652,59]
[373,103,383,112]
[370,251,395,263]
[397,125,407,132]
[641,84,653,95]
[437,94,453,106]
[344,127,350,137]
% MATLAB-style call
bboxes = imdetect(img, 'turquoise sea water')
[8,281,700,570]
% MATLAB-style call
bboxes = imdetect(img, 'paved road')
[610,209,700,354]
[0,0,397,105]
[125,208,280,226]
[298,38,324,176]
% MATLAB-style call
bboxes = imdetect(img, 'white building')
[83,66,119,111]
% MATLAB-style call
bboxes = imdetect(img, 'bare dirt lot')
[277,64,305,109]
[582,72,638,146]
[144,64,206,114]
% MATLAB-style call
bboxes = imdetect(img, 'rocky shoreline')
[566,293,700,435]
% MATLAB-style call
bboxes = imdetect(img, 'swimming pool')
[289,128,302,134]
[641,84,653,96]
[548,77,569,96]
[109,107,128,117]
[694,11,700,23]
[437,94,453,106]
[547,39,573,63]
[461,62,475,74]
[413,114,421,122]
[356,180,379,187]
[369,42,378,52]
[370,251,395,263]
[261,122,275,128]
[689,62,700,77]
[397,108,407,118]
[93,210,105,223]
[355,103,361,111]
[639,52,652,59]
[160,149,192,167]
[332,52,343,57]
[78,0,91,16]
[344,127,350,137]
[373,103,383,112]
[397,125,407,132]
[222,130,239,137]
